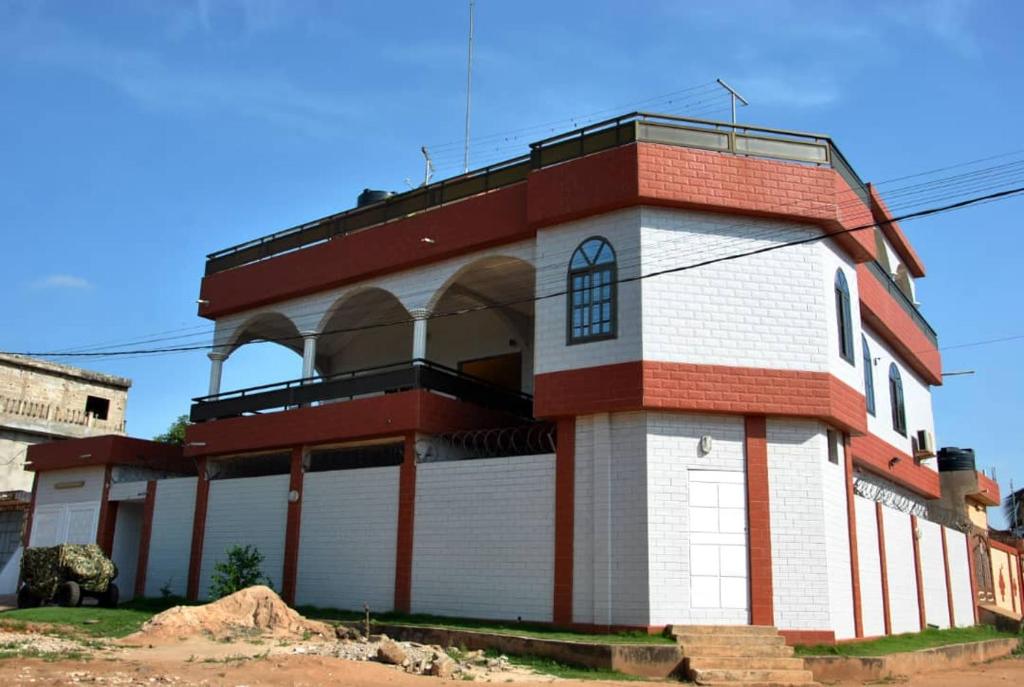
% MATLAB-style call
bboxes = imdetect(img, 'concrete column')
[301,333,317,381]
[410,308,429,363]
[207,352,227,397]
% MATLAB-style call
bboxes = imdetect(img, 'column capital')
[207,351,228,362]
[409,307,431,320]
[299,331,318,339]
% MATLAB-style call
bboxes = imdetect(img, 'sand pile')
[126,585,333,642]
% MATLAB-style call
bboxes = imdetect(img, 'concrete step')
[688,657,806,672]
[690,667,817,685]
[669,624,779,637]
[675,633,787,648]
[681,643,795,658]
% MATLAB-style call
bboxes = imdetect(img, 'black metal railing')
[865,260,938,346]
[204,111,854,276]
[189,359,534,423]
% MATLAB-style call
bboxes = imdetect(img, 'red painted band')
[940,526,956,627]
[393,434,417,613]
[553,417,576,626]
[910,515,927,631]
[876,502,892,635]
[843,434,864,638]
[134,480,158,598]
[850,433,941,499]
[21,473,39,548]
[281,447,305,606]
[96,464,116,556]
[186,459,211,601]
[745,415,774,626]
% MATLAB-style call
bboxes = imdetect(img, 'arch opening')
[317,288,413,378]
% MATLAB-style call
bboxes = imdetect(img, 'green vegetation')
[0,596,187,639]
[0,643,91,662]
[153,414,189,445]
[795,625,1020,656]
[210,545,272,599]
[296,605,674,645]
[488,651,644,681]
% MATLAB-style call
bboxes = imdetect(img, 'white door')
[28,503,100,548]
[689,470,749,614]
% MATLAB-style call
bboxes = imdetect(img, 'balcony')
[190,359,533,423]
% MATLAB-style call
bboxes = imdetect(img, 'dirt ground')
[0,641,1022,686]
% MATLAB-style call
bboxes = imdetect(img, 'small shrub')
[209,545,272,599]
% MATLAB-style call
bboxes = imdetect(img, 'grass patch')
[0,596,188,639]
[296,606,673,645]
[489,651,644,681]
[796,625,1021,657]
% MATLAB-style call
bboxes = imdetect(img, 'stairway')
[669,625,819,686]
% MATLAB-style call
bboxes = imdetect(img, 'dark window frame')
[835,269,854,364]
[566,236,618,345]
[84,395,110,421]
[862,335,876,416]
[888,363,907,436]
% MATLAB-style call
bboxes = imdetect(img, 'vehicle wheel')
[16,586,40,609]
[56,581,81,608]
[99,583,119,608]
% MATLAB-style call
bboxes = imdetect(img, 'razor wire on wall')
[417,422,556,462]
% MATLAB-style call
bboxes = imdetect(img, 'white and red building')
[25,113,1019,642]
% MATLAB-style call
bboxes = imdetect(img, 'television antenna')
[463,0,476,173]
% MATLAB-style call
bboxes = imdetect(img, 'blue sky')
[2,1,1022,521]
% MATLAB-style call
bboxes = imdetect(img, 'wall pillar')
[553,418,575,626]
[843,435,864,637]
[410,309,429,362]
[301,334,317,381]
[876,502,893,635]
[21,473,38,548]
[187,458,211,601]
[281,447,306,605]
[96,464,117,556]
[134,481,158,598]
[393,433,417,612]
[910,514,927,631]
[207,353,227,397]
[744,415,774,626]
[940,526,956,627]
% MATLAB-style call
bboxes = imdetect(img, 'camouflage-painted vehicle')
[17,544,119,609]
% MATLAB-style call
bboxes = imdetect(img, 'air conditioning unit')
[915,429,936,459]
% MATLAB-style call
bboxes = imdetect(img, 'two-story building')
[25,113,1009,643]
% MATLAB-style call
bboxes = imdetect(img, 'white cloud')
[31,274,93,290]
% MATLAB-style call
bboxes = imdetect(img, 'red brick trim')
[780,630,836,646]
[857,264,942,386]
[973,471,1000,506]
[940,526,955,627]
[393,433,417,613]
[281,447,305,606]
[21,473,38,548]
[744,416,774,626]
[850,433,941,499]
[95,464,116,556]
[534,361,867,434]
[134,480,158,598]
[553,418,576,626]
[185,389,518,459]
[843,435,864,638]
[186,459,210,601]
[26,435,188,474]
[965,532,980,623]
[910,515,927,631]
[876,502,892,635]
[867,184,926,278]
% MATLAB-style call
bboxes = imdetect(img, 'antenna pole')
[463,0,475,173]
[716,78,749,124]
[421,146,435,186]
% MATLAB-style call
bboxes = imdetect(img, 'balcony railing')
[204,111,852,276]
[864,260,938,346]
[190,359,533,423]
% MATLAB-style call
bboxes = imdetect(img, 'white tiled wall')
[198,475,289,600]
[144,477,196,597]
[295,467,399,611]
[854,495,886,637]
[881,506,920,634]
[918,518,951,628]
[766,419,831,630]
[412,455,555,621]
[945,528,974,627]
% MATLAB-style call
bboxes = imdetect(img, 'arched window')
[567,237,617,344]
[863,336,875,416]
[835,269,854,363]
[888,363,906,436]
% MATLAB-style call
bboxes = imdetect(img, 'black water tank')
[937,447,976,472]
[357,188,395,207]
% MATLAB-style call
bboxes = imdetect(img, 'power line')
[26,155,1024,361]
[9,184,1023,361]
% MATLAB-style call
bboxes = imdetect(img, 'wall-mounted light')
[888,457,901,469]
[55,481,85,490]
[79,453,92,459]
[420,237,436,244]
[699,435,713,455]
[186,442,207,448]
[197,299,210,305]
[288,490,300,503]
